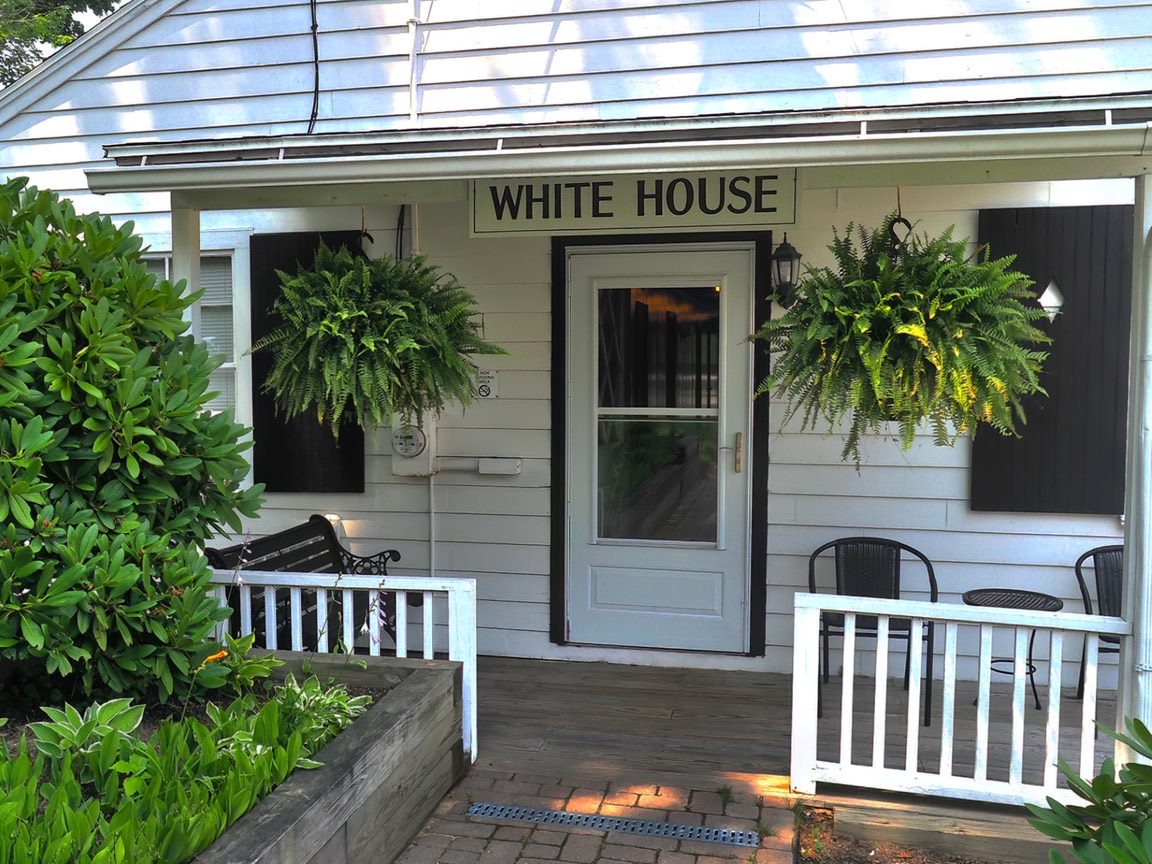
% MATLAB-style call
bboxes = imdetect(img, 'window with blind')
[144,256,235,415]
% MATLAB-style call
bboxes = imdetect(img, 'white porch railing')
[209,569,478,762]
[791,593,1130,806]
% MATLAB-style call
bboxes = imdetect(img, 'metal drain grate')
[466,803,760,848]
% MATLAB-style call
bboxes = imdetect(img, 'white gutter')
[87,124,1152,194]
[98,94,1152,163]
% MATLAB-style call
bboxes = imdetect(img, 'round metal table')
[962,588,1064,709]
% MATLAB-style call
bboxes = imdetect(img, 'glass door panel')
[596,286,721,543]
[598,287,720,409]
[597,418,718,541]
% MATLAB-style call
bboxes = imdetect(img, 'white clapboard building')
[4,0,1152,803]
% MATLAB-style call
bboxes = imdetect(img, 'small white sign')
[476,369,498,399]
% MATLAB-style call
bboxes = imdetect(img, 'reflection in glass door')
[597,287,720,543]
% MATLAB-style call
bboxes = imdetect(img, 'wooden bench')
[206,514,408,650]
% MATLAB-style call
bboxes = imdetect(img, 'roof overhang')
[86,99,1152,200]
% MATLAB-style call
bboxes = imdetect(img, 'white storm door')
[566,247,753,653]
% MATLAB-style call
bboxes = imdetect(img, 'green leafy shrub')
[193,632,284,694]
[753,215,1050,463]
[1028,719,1152,864]
[249,241,505,435]
[0,677,370,863]
[0,177,263,700]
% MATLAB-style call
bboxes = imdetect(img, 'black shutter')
[250,231,365,493]
[970,206,1133,515]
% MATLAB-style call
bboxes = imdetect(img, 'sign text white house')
[470,171,797,236]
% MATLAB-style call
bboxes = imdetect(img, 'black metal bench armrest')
[337,546,422,607]
[338,546,402,576]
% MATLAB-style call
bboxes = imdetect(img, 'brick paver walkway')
[397,768,797,864]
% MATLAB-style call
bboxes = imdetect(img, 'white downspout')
[1120,172,1152,760]
[407,1,420,125]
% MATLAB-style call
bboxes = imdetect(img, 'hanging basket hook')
[888,215,912,255]
[888,188,911,255]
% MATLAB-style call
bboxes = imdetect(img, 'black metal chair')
[808,536,938,726]
[1074,544,1123,700]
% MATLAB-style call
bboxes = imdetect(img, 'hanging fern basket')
[753,215,1051,464]
[249,242,505,437]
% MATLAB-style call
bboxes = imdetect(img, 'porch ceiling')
[87,98,1152,204]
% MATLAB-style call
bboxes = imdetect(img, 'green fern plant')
[249,242,505,436]
[753,214,1050,464]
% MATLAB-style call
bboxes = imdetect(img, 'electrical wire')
[359,207,374,253]
[395,205,407,259]
[306,0,320,134]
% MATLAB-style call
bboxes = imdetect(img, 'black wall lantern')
[771,232,803,307]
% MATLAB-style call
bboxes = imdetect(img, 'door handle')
[719,432,744,473]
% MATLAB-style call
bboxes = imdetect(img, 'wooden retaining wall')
[194,652,464,864]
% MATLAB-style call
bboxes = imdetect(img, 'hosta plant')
[753,214,1050,463]
[0,677,370,863]
[249,242,505,436]
[0,177,263,700]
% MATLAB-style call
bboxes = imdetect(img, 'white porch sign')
[470,170,796,236]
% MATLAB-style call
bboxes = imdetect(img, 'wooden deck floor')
[477,655,787,784]
[474,656,1117,862]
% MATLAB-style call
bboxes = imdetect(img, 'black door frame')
[549,231,772,655]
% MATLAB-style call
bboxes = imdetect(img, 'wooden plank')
[770,464,969,498]
[412,63,1152,119]
[1045,633,1064,789]
[349,746,460,864]
[768,523,1124,568]
[831,799,1065,864]
[197,658,461,864]
[435,513,550,546]
[436,399,550,430]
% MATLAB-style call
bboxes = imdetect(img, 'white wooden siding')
[190,184,1126,673]
[0,0,1137,672]
[7,0,1152,209]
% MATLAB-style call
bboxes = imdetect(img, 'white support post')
[790,603,821,795]
[171,207,202,338]
[447,579,478,761]
[1120,173,1152,759]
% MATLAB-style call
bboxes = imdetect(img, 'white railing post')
[791,602,821,794]
[448,579,478,763]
